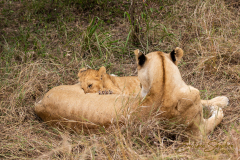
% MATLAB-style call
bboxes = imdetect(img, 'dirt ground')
[0,0,239,159]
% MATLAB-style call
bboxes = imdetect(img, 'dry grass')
[0,0,239,159]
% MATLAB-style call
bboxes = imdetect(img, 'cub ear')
[170,47,183,65]
[79,67,87,72]
[98,66,106,78]
[78,67,87,78]
[134,49,146,67]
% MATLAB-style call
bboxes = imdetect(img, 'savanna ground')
[0,0,240,159]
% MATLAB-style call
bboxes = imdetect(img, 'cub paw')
[98,90,113,95]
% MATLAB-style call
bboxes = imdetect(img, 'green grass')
[0,0,240,159]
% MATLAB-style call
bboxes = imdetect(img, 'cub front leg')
[102,74,122,94]
[98,89,113,95]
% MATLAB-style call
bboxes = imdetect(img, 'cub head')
[134,47,184,97]
[78,66,106,93]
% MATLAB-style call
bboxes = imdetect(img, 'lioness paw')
[210,96,229,108]
[209,106,224,119]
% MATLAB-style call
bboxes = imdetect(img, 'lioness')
[134,47,228,137]
[78,49,184,95]
[34,47,228,138]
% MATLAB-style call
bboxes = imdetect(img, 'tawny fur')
[134,47,228,138]
[78,66,141,95]
[77,48,184,95]
[34,47,229,139]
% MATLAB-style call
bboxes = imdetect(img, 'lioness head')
[78,66,106,93]
[134,47,184,97]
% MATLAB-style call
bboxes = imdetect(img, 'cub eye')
[88,84,92,88]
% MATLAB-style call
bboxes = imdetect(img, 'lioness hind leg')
[203,105,224,135]
[201,96,229,108]
[200,96,228,135]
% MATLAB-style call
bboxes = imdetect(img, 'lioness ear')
[98,66,106,78]
[170,47,183,65]
[134,49,146,67]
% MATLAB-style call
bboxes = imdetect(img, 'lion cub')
[78,66,141,95]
